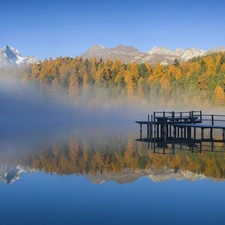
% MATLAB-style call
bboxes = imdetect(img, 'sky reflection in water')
[0,171,225,225]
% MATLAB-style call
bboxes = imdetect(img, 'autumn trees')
[1,51,225,108]
[4,134,225,180]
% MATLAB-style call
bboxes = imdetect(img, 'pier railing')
[136,110,225,143]
[202,114,225,125]
[153,110,202,124]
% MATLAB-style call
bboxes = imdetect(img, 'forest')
[1,51,225,109]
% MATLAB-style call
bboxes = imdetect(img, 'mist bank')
[0,76,140,155]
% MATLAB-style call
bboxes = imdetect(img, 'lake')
[1,125,225,225]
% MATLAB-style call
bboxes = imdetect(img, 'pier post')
[201,128,204,139]
[211,115,214,126]
[211,140,214,152]
[157,124,159,139]
[210,128,213,139]
[181,127,183,138]
[150,115,153,140]
[154,112,156,139]
[147,114,150,149]
[187,127,191,139]
[172,139,175,154]
[173,126,176,138]
[140,124,142,140]
[223,129,225,140]
[194,127,196,139]
[153,139,156,153]
[189,111,192,122]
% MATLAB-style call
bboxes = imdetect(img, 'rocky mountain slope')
[86,166,223,184]
[0,45,39,68]
[82,44,225,65]
[0,164,36,184]
[0,163,222,184]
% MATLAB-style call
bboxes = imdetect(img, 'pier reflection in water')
[136,137,225,155]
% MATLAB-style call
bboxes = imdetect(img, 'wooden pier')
[136,111,225,154]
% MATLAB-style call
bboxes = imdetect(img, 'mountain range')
[0,164,36,184]
[0,45,39,68]
[82,44,225,65]
[0,163,222,185]
[1,44,225,69]
[85,166,222,184]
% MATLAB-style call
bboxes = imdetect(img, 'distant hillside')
[82,44,225,65]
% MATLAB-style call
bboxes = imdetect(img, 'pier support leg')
[172,140,175,154]
[154,124,156,140]
[173,126,176,138]
[157,124,159,139]
[140,124,142,140]
[194,127,196,139]
[181,127,183,138]
[210,128,213,140]
[160,124,167,140]
[150,124,153,140]
[223,129,225,140]
[201,128,204,139]
[187,127,191,139]
[153,140,156,153]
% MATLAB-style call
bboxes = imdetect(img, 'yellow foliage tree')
[68,74,79,100]
[161,78,172,97]
[213,85,225,106]
[205,56,215,75]
[137,83,144,99]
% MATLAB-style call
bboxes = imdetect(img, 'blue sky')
[1,0,225,60]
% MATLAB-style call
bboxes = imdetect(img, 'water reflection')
[1,129,225,184]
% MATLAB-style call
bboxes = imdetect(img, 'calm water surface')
[0,127,225,225]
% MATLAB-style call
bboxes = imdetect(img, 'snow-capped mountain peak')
[0,45,39,68]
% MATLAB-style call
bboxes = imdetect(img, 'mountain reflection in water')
[1,129,225,184]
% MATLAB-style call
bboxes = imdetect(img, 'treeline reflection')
[1,133,225,179]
